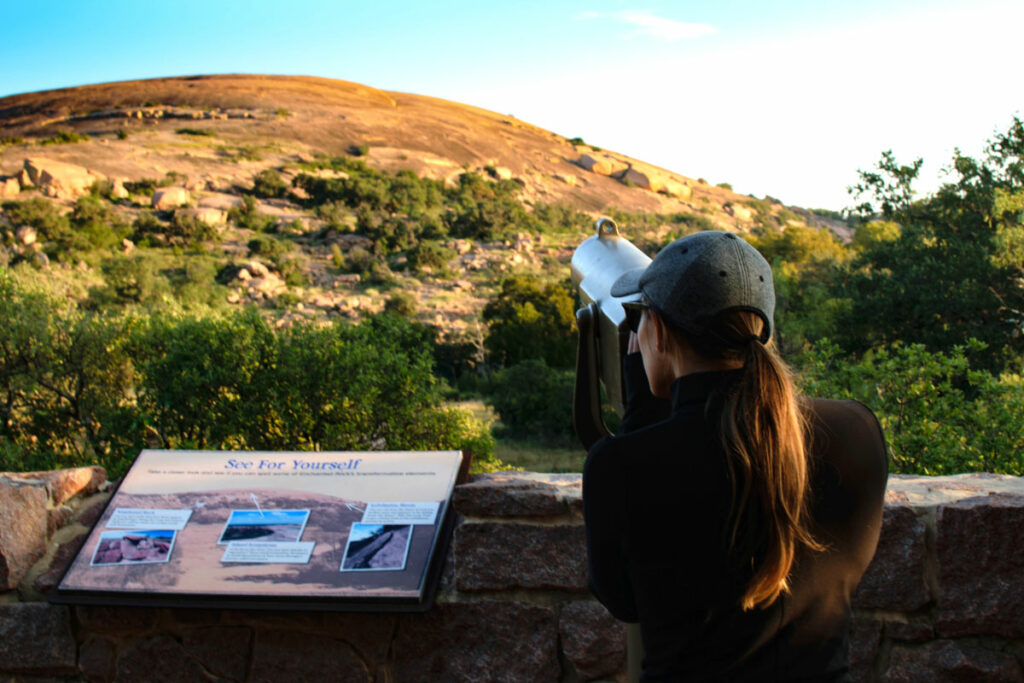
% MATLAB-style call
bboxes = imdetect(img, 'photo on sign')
[217,509,310,544]
[90,530,176,566]
[341,523,412,571]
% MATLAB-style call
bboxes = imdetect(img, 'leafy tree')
[798,340,1024,475]
[482,276,577,368]
[747,225,851,354]
[840,118,1024,369]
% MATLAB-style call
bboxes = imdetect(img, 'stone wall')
[1,468,1022,682]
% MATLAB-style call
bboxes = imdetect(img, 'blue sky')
[3,0,1021,210]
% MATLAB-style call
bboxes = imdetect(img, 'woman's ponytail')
[686,311,821,610]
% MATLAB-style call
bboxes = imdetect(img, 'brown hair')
[673,310,822,610]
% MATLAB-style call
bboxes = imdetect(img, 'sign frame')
[51,449,466,612]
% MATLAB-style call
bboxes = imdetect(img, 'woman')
[583,231,888,681]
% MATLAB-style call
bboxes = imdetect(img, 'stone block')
[0,484,48,589]
[848,618,882,683]
[75,496,111,527]
[884,618,934,642]
[392,601,558,682]
[559,601,625,681]
[4,466,106,506]
[455,473,579,517]
[47,505,74,537]
[0,603,76,674]
[76,605,156,633]
[321,612,396,663]
[182,625,252,681]
[114,634,208,683]
[249,630,368,682]
[48,466,106,505]
[34,531,88,593]
[79,637,116,683]
[937,494,1024,638]
[853,504,929,611]
[456,522,587,592]
[881,640,1023,682]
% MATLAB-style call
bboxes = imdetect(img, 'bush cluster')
[0,272,499,477]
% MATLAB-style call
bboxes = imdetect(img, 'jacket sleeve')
[583,438,639,622]
[619,352,671,433]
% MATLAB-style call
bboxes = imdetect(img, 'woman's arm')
[583,438,638,622]
[619,334,671,433]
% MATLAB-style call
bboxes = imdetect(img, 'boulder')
[492,166,513,180]
[619,167,660,191]
[1,177,20,198]
[659,179,692,200]
[152,187,191,210]
[0,484,48,589]
[15,226,36,245]
[23,158,104,200]
[723,203,754,222]
[110,178,129,199]
[576,154,614,175]
[247,260,270,277]
[248,273,287,297]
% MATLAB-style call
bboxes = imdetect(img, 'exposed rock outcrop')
[23,158,104,200]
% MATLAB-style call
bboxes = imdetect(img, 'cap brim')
[610,268,645,298]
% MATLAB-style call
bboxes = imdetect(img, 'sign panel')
[55,449,463,610]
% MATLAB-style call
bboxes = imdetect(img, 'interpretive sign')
[54,449,464,611]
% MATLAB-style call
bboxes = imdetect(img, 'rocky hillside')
[0,74,846,337]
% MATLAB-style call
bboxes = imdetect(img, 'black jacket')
[583,355,888,681]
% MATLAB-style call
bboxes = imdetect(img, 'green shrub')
[93,255,170,305]
[716,182,733,190]
[175,127,216,137]
[349,143,369,157]
[486,359,575,442]
[345,246,377,273]
[248,234,291,261]
[482,276,577,369]
[168,212,218,245]
[330,243,344,269]
[407,240,454,275]
[3,199,72,245]
[228,195,276,232]
[40,129,89,145]
[251,169,288,199]
[384,291,418,317]
[124,178,158,196]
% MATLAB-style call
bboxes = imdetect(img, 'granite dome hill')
[0,74,822,225]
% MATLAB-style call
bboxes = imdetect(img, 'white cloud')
[578,9,716,41]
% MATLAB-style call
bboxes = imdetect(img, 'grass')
[495,440,585,473]
[451,399,586,473]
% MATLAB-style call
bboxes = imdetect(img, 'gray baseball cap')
[610,231,775,341]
